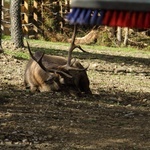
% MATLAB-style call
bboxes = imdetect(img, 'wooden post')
[65,0,70,12]
[59,1,64,34]
[124,27,129,46]
[2,0,10,35]
[1,0,4,32]
[117,27,122,45]
[24,0,29,24]
[22,0,29,36]
[33,0,38,33]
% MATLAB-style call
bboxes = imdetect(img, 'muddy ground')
[0,41,150,150]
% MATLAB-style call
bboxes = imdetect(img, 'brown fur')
[24,51,91,94]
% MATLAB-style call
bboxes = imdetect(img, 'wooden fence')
[2,0,39,37]
[1,0,71,38]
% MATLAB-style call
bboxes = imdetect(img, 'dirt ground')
[0,41,150,150]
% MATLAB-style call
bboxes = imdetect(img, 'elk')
[24,41,91,95]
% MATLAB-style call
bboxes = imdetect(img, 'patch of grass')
[85,44,150,53]
[3,39,150,61]
[27,39,69,47]
[2,35,11,40]
[4,49,29,60]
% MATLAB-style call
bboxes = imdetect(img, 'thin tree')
[10,0,24,48]
[0,0,3,53]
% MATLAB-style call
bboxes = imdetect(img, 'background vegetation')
[1,0,150,50]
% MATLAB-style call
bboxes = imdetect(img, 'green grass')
[2,38,150,61]
[4,49,29,60]
[2,35,11,40]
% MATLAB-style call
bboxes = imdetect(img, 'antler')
[67,24,88,66]
[26,40,72,78]
[57,24,89,71]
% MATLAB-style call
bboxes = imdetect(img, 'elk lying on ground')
[24,41,91,95]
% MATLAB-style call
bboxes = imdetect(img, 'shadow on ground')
[0,83,149,150]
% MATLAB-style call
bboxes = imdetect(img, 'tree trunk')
[10,0,24,48]
[0,0,3,53]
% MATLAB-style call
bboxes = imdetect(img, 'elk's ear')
[34,51,44,60]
